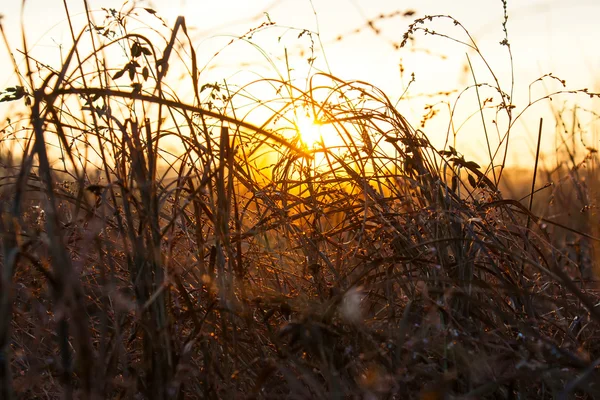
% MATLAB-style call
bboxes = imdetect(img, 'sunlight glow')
[295,113,323,148]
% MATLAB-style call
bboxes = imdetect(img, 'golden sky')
[1,0,600,166]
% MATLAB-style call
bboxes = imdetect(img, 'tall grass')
[0,2,599,399]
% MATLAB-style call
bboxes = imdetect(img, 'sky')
[1,0,599,167]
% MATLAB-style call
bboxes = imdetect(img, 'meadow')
[0,2,599,399]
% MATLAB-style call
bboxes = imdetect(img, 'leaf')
[131,83,142,94]
[131,42,142,58]
[112,69,126,80]
[400,137,427,147]
[465,161,481,170]
[467,174,477,188]
[144,8,157,14]
[0,86,26,103]
[125,62,141,81]
[142,66,149,81]
[141,46,152,56]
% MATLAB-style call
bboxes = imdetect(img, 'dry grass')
[0,2,599,399]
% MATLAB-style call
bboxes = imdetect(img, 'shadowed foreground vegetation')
[1,3,600,399]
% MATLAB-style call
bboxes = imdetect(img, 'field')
[1,2,600,399]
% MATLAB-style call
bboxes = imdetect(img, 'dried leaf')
[468,174,477,188]
[112,69,125,80]
[131,42,142,58]
[465,160,481,170]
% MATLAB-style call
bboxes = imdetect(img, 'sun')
[295,113,323,148]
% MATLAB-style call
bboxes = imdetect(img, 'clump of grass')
[0,2,599,399]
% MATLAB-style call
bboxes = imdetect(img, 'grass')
[0,2,600,399]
